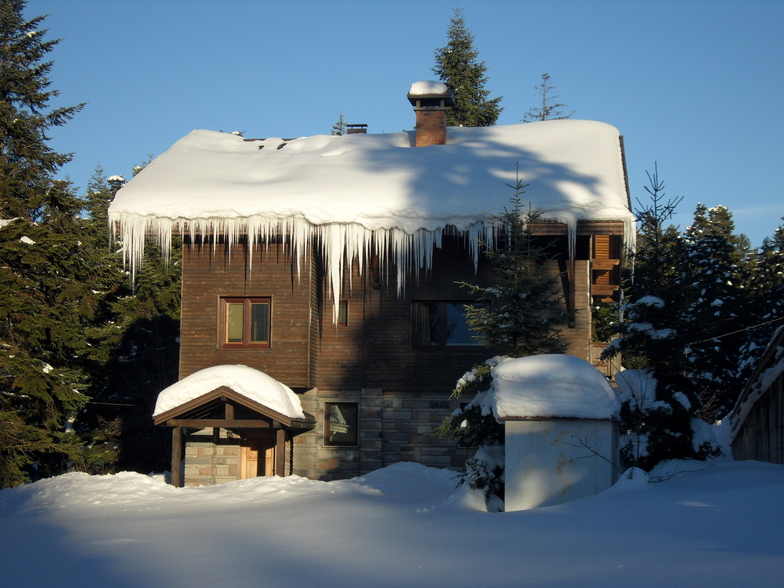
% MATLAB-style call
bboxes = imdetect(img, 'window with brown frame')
[412,301,486,347]
[220,297,270,348]
[324,402,359,446]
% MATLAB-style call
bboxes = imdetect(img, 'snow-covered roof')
[108,119,634,312]
[152,364,305,420]
[110,120,631,234]
[491,355,620,420]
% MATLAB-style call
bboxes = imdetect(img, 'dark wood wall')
[732,374,784,465]
[179,226,621,395]
[179,239,314,388]
[317,236,503,393]
[732,328,784,465]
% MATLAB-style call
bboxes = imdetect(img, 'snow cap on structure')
[152,364,305,419]
[491,355,620,420]
[408,80,449,95]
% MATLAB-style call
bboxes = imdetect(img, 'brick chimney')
[407,81,455,147]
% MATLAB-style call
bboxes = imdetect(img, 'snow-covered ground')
[1,459,782,587]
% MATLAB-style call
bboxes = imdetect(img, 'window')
[221,297,270,347]
[412,301,485,347]
[324,402,359,446]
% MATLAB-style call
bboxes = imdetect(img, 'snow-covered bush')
[435,360,505,507]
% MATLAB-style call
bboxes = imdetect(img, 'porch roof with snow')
[152,365,314,429]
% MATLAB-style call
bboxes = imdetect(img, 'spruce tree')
[432,8,502,127]
[677,204,746,420]
[0,2,121,486]
[80,166,180,474]
[331,112,346,136]
[738,220,784,377]
[602,166,720,471]
[436,175,566,507]
[523,73,574,122]
[0,0,84,220]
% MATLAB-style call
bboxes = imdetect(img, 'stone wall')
[293,388,470,481]
[183,429,241,487]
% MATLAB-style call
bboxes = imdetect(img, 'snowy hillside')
[1,459,783,587]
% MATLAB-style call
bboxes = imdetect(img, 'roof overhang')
[153,385,316,431]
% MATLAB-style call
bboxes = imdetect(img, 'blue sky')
[31,0,784,247]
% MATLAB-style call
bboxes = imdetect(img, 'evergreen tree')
[436,175,566,508]
[0,0,84,220]
[678,204,746,420]
[603,166,720,471]
[80,166,180,475]
[738,219,784,377]
[458,179,567,357]
[331,112,346,136]
[0,1,101,487]
[432,8,502,127]
[523,73,574,122]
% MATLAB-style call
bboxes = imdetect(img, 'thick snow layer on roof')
[110,120,631,231]
[490,355,620,419]
[108,120,634,314]
[152,364,305,419]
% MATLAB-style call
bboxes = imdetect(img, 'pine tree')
[678,204,746,420]
[0,0,84,220]
[432,8,502,127]
[603,166,720,471]
[458,179,567,357]
[80,166,180,474]
[436,175,566,507]
[523,73,574,123]
[738,219,784,377]
[331,112,346,136]
[0,1,97,487]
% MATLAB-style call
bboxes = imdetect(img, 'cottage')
[730,327,784,464]
[108,82,635,485]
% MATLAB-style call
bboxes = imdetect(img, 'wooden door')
[240,438,275,479]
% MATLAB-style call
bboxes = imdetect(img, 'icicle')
[109,209,500,325]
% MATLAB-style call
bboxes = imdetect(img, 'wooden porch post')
[275,429,286,476]
[171,426,183,487]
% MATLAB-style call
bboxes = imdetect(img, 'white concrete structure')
[491,355,620,511]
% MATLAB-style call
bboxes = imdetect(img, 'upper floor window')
[412,301,485,347]
[221,297,270,348]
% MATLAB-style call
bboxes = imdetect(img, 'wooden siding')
[732,373,784,464]
[731,329,784,465]
[180,235,598,395]
[591,234,622,303]
[179,239,313,388]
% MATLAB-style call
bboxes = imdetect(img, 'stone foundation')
[294,388,470,481]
